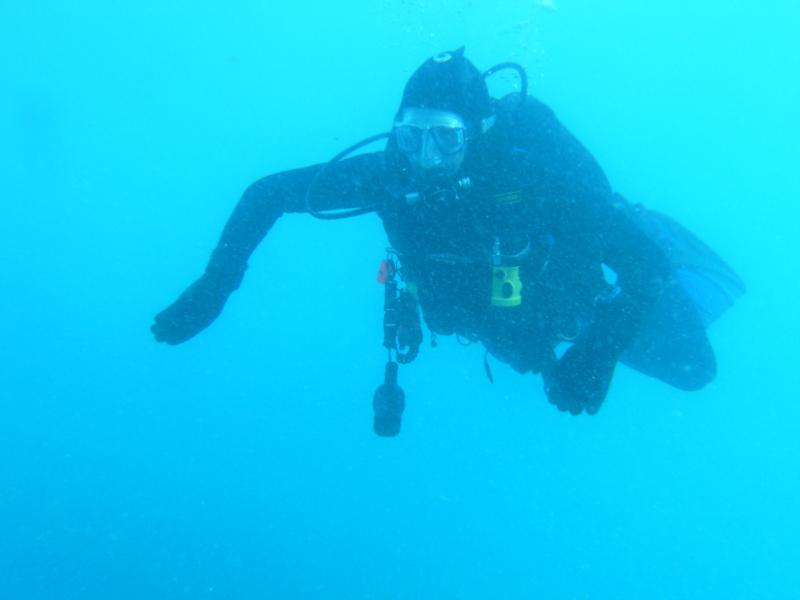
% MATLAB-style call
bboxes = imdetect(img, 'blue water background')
[2,1,799,598]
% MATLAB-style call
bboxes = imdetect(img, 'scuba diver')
[151,48,744,436]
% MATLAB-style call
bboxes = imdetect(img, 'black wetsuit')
[153,95,715,410]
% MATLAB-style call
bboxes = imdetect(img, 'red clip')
[376,259,394,284]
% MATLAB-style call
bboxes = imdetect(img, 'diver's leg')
[621,280,717,391]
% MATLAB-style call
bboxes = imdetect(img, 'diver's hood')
[396,47,494,133]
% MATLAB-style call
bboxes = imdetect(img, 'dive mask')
[393,108,468,177]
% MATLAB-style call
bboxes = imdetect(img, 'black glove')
[151,277,228,345]
[544,343,617,415]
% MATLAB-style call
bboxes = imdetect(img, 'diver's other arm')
[544,198,671,414]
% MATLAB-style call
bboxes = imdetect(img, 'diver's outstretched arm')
[151,153,387,345]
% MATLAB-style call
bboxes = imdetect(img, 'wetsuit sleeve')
[151,152,387,345]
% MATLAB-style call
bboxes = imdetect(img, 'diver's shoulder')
[495,93,558,130]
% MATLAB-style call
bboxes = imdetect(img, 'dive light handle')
[382,280,398,351]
